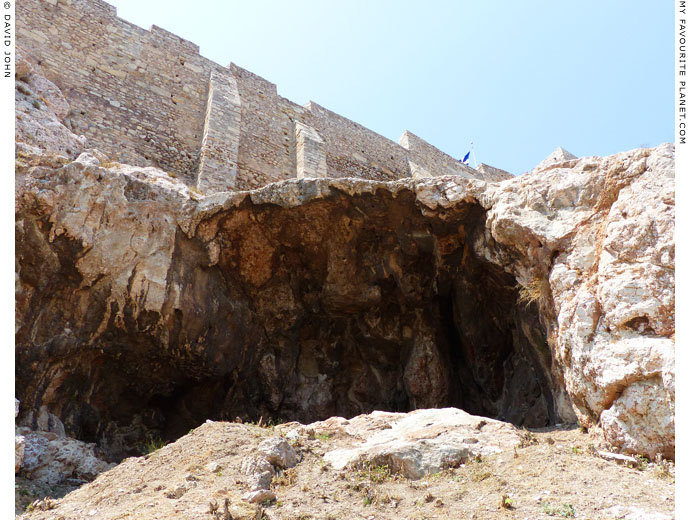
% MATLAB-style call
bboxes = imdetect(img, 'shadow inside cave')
[16,188,559,461]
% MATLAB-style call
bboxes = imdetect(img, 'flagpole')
[471,141,478,168]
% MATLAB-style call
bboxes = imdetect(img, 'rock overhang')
[16,157,561,460]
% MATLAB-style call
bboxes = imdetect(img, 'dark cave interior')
[16,189,558,461]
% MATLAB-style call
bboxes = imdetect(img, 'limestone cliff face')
[14,59,674,461]
[480,146,675,458]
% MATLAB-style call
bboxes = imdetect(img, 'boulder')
[242,489,276,504]
[15,435,25,474]
[256,437,298,469]
[240,436,299,497]
[19,431,114,485]
[240,455,274,477]
[322,408,521,479]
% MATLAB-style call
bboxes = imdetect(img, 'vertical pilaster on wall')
[196,69,241,193]
[399,130,477,180]
[295,121,327,179]
[407,160,432,179]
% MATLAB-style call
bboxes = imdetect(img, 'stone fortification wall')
[400,131,482,180]
[477,163,513,182]
[196,70,241,192]
[303,101,410,181]
[17,0,507,192]
[17,0,219,184]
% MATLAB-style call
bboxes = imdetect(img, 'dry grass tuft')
[517,277,551,307]
[652,454,674,482]
[518,428,538,448]
[273,467,297,487]
[100,161,121,169]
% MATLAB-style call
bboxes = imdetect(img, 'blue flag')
[462,151,470,163]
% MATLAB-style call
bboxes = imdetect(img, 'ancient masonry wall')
[477,163,514,183]
[400,131,479,180]
[303,101,410,182]
[17,0,511,192]
[197,70,241,192]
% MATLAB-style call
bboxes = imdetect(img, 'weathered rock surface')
[320,407,521,479]
[21,405,68,437]
[256,437,298,469]
[533,146,578,172]
[14,62,675,461]
[16,435,26,474]
[17,429,115,485]
[239,436,298,501]
[15,399,114,484]
[16,398,25,473]
[15,46,86,158]
[479,144,675,458]
[15,155,559,458]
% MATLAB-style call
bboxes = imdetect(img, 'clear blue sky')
[108,0,672,175]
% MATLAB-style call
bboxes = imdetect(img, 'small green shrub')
[355,461,392,483]
[542,502,576,517]
[140,435,167,455]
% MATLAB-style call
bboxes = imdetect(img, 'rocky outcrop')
[533,146,578,171]
[15,154,559,458]
[15,400,114,484]
[319,408,521,479]
[481,145,675,458]
[16,435,25,474]
[240,437,298,503]
[18,429,115,485]
[16,399,25,474]
[14,63,675,460]
[15,46,86,158]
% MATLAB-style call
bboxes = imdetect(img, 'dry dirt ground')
[16,420,675,520]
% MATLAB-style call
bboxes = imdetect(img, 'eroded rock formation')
[319,408,523,479]
[15,155,556,458]
[14,57,675,463]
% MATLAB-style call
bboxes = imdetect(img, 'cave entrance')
[17,190,558,461]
